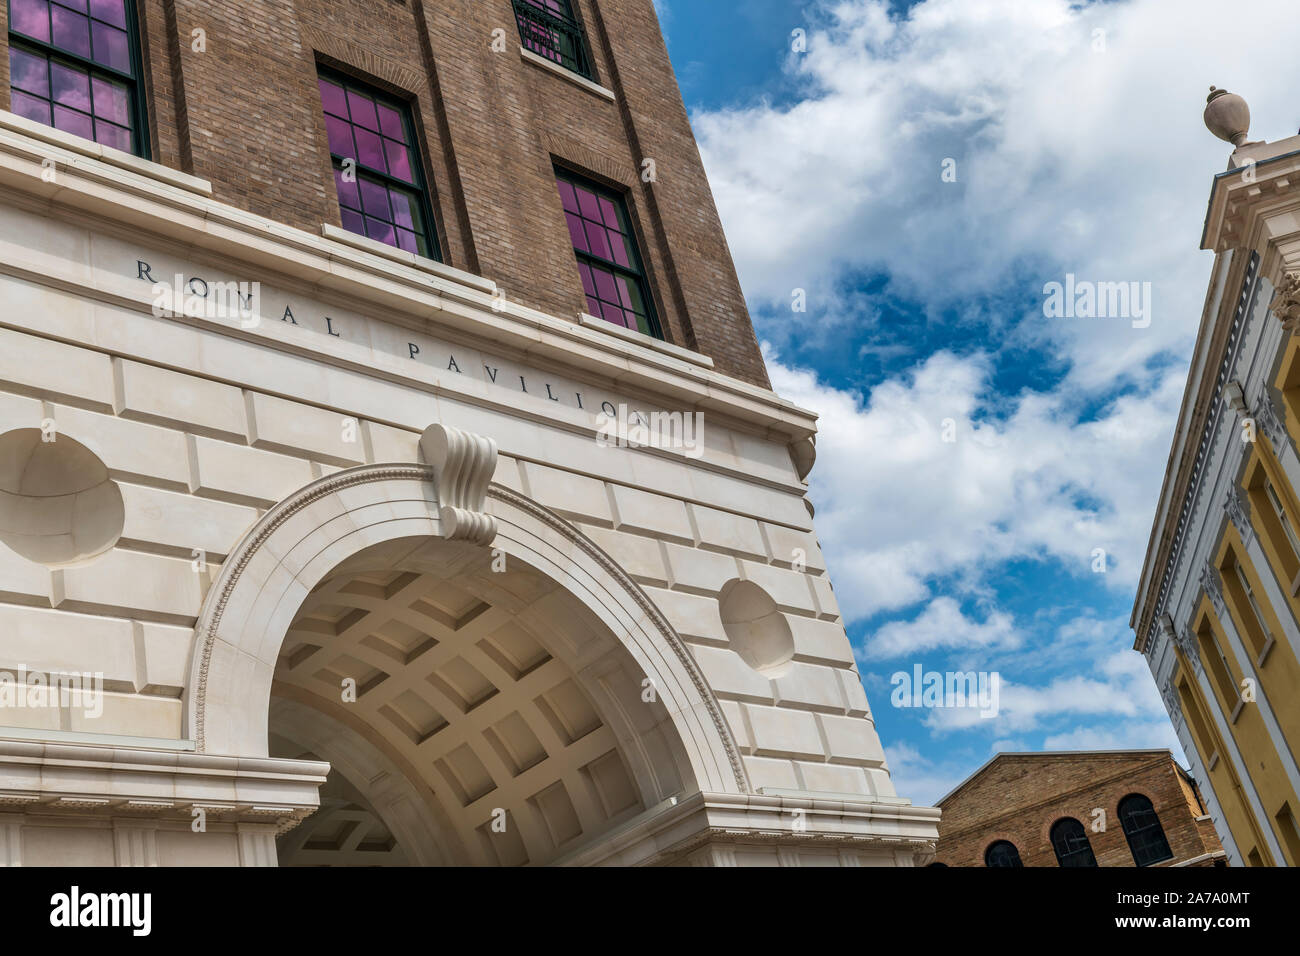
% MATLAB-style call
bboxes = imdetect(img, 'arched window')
[984,840,1023,867]
[1119,794,1174,867]
[1050,818,1098,867]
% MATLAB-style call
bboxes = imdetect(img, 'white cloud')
[768,348,1183,621]
[861,595,1019,659]
[696,0,1300,388]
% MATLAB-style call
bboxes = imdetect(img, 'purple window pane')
[557,180,579,214]
[88,0,126,28]
[565,213,588,253]
[600,300,632,329]
[585,295,602,315]
[383,139,411,182]
[608,230,631,268]
[616,275,636,310]
[340,207,365,237]
[592,266,618,304]
[377,104,405,142]
[577,263,597,298]
[333,168,360,210]
[365,217,396,247]
[395,228,418,254]
[358,178,390,219]
[12,0,53,44]
[53,105,93,140]
[389,189,415,229]
[56,0,88,11]
[10,48,51,98]
[91,76,130,125]
[346,90,378,131]
[324,114,353,157]
[91,22,130,73]
[576,187,602,223]
[51,62,91,111]
[598,197,620,229]
[94,119,131,152]
[584,220,612,261]
[10,90,53,126]
[319,79,348,118]
[52,7,92,58]
[354,128,385,172]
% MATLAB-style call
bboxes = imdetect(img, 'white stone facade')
[0,112,938,865]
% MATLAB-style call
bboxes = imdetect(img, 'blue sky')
[657,0,1300,804]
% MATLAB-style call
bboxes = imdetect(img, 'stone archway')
[186,458,748,861]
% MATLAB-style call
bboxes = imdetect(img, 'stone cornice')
[0,738,329,833]
[553,790,941,866]
[0,110,817,441]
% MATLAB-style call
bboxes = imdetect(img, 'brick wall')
[0,0,768,386]
[935,752,1226,867]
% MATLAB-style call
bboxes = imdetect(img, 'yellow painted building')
[1133,88,1300,867]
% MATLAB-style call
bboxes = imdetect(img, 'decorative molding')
[420,424,499,547]
[1160,681,1182,723]
[1271,272,1300,332]
[1253,393,1289,455]
[1200,562,1225,614]
[190,465,749,792]
[1225,485,1254,545]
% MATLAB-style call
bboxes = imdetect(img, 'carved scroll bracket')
[420,424,499,546]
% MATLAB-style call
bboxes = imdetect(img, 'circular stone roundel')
[718,578,796,678]
[0,428,125,567]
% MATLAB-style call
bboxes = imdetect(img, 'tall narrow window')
[555,169,661,339]
[317,70,439,261]
[1264,479,1300,561]
[1050,818,1098,867]
[7,0,147,155]
[1229,557,1272,659]
[984,840,1023,868]
[513,0,593,79]
[1198,623,1240,714]
[1118,794,1174,867]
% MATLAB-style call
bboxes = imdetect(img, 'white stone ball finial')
[1204,85,1251,147]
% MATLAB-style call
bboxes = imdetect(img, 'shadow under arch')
[186,464,748,798]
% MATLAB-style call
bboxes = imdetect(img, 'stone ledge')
[0,108,212,196]
[519,47,617,102]
[577,311,714,369]
[320,222,496,294]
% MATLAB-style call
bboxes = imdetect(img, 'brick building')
[0,1,940,865]
[934,750,1226,867]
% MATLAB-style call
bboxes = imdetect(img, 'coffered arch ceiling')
[269,537,691,866]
